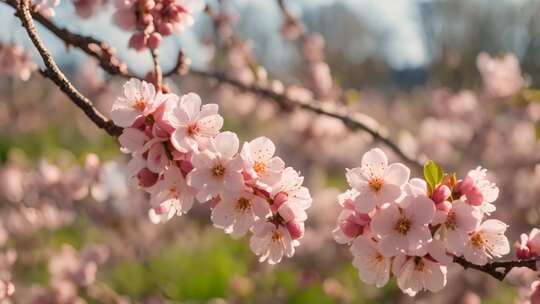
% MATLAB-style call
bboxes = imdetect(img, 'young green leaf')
[423,160,444,194]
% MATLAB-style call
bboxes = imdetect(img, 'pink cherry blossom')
[476,52,524,99]
[432,200,482,255]
[333,207,371,244]
[270,167,312,224]
[463,219,510,265]
[240,136,285,190]
[249,220,298,265]
[370,194,435,257]
[110,78,158,127]
[346,148,410,213]
[73,0,105,18]
[350,236,391,288]
[169,93,223,153]
[187,131,244,202]
[149,166,195,223]
[393,254,447,296]
[0,44,37,81]
[33,0,60,17]
[0,280,14,299]
[211,189,271,238]
[457,167,499,215]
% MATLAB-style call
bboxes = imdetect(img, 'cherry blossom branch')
[3,1,422,170]
[3,0,129,77]
[184,68,424,171]
[453,256,539,281]
[14,0,123,137]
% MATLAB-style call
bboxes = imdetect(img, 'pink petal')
[370,203,400,236]
[110,104,139,127]
[214,132,239,159]
[180,93,202,121]
[361,148,388,178]
[384,163,410,186]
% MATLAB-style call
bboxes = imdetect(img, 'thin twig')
[4,0,129,77]
[15,0,122,137]
[150,48,163,90]
[186,68,424,171]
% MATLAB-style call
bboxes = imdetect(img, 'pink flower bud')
[273,192,288,209]
[140,0,155,10]
[153,204,169,215]
[436,200,452,212]
[179,160,193,175]
[343,198,355,210]
[286,221,304,240]
[456,176,474,194]
[515,244,531,259]
[157,22,174,35]
[340,219,362,238]
[147,32,162,50]
[128,33,147,51]
[465,187,483,206]
[432,185,451,204]
[137,168,158,187]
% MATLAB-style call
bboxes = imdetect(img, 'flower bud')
[273,192,288,209]
[137,168,158,187]
[128,32,147,51]
[286,221,304,240]
[465,187,483,206]
[158,21,174,35]
[432,185,451,204]
[340,219,362,238]
[147,32,162,50]
[436,200,452,212]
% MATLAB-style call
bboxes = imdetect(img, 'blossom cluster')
[113,0,203,50]
[111,78,312,264]
[333,148,510,296]
[476,52,524,99]
[0,43,37,81]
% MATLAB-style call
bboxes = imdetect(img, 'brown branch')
[8,5,420,169]
[185,68,424,171]
[454,256,539,281]
[150,48,162,90]
[4,0,129,78]
[15,0,122,137]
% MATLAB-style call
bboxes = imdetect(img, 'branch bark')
[454,256,539,281]
[15,0,122,137]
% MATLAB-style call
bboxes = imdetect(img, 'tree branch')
[150,48,162,90]
[185,68,424,171]
[4,1,422,169]
[453,256,539,281]
[15,0,122,137]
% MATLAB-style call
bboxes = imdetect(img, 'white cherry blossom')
[110,78,158,127]
[187,131,244,202]
[345,148,410,213]
[463,219,510,265]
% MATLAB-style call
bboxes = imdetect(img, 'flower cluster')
[111,78,312,264]
[476,52,524,99]
[0,43,37,81]
[113,0,203,50]
[334,148,510,296]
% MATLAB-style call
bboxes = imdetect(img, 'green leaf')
[423,160,444,194]
[535,121,540,140]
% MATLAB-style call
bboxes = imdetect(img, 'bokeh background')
[1,0,540,303]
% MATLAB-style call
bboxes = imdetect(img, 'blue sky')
[0,0,528,74]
